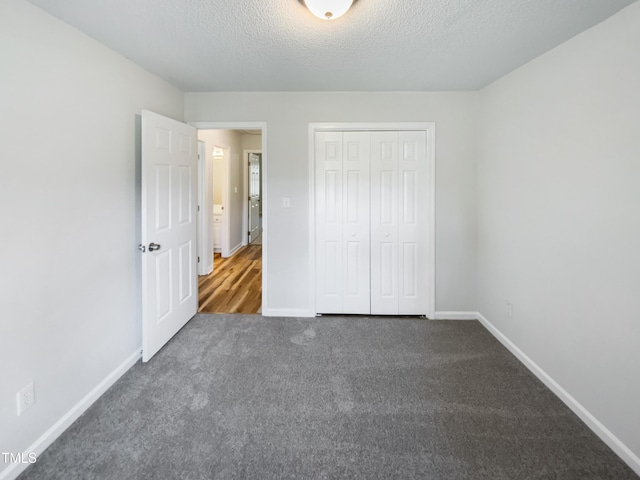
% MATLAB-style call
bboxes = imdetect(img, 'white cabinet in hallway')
[315,129,432,316]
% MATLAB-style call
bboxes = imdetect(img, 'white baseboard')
[261,310,480,320]
[0,349,141,480]
[433,311,479,320]
[262,307,315,318]
[477,312,640,476]
[228,243,243,257]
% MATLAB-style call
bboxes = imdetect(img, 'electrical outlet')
[17,382,35,416]
[506,302,513,318]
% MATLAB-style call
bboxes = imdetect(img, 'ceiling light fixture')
[212,147,224,159]
[304,0,353,20]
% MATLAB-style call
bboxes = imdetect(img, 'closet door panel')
[343,132,371,313]
[398,131,428,314]
[370,132,399,315]
[315,132,344,313]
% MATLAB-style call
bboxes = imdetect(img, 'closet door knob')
[149,242,161,252]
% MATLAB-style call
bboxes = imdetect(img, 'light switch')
[282,197,291,208]
[234,187,238,193]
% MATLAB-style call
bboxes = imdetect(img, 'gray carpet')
[19,315,637,480]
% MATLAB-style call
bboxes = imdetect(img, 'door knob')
[149,242,161,252]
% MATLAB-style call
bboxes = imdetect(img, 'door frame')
[308,122,436,319]
[190,121,268,313]
[197,141,214,275]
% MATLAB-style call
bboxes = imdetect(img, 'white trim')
[477,312,640,476]
[188,122,268,314]
[197,141,204,274]
[260,132,268,315]
[228,242,243,257]
[308,122,436,318]
[0,349,141,480]
[190,122,266,131]
[262,307,315,318]
[426,126,436,319]
[307,126,316,318]
[307,122,433,132]
[433,311,478,320]
[196,141,213,276]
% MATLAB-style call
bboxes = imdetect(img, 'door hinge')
[198,205,200,212]
[197,256,200,263]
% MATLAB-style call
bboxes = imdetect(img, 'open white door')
[248,153,261,243]
[141,110,198,362]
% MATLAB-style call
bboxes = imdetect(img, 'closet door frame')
[308,123,436,318]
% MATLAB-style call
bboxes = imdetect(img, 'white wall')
[242,133,263,151]
[185,92,479,315]
[197,129,245,252]
[477,1,640,470]
[213,154,224,205]
[0,1,184,477]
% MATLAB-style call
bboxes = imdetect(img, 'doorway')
[192,123,266,314]
[247,151,262,245]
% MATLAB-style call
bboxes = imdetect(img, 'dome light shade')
[304,0,354,20]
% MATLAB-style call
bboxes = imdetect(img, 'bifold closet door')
[371,131,428,315]
[315,131,370,314]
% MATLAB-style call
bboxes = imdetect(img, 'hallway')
[198,245,262,314]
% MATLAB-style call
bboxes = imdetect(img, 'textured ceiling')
[26,0,637,92]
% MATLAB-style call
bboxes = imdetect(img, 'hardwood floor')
[198,245,262,314]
